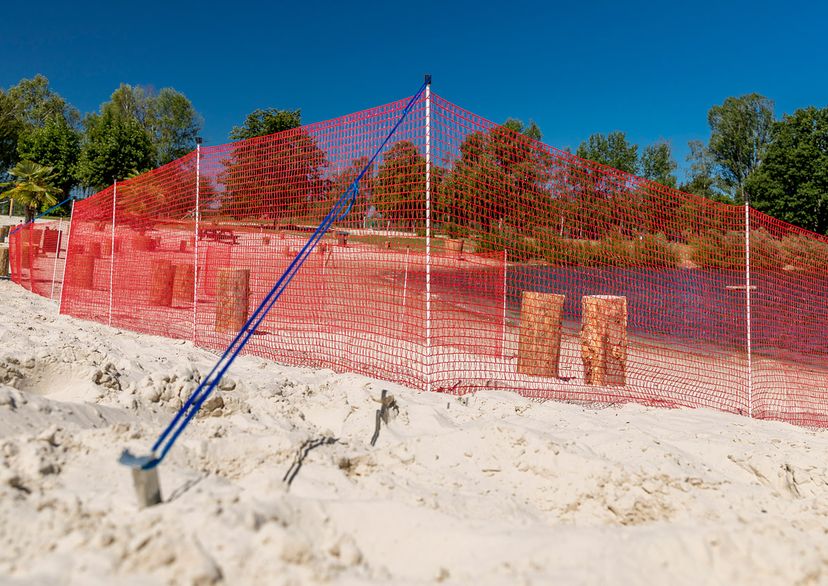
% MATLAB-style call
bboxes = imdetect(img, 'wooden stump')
[171,264,194,306]
[149,260,175,306]
[74,254,95,289]
[517,292,565,377]
[42,229,60,254]
[132,234,154,252]
[215,269,249,333]
[444,238,463,258]
[581,295,627,386]
[20,244,31,269]
[0,246,8,277]
[31,229,45,252]
[86,242,102,257]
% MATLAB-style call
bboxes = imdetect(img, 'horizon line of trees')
[1,74,825,238]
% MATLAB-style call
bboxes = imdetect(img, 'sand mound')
[1,280,827,585]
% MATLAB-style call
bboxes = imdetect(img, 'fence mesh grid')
[10,91,828,426]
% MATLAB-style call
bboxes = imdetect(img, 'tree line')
[574,93,828,235]
[1,74,825,238]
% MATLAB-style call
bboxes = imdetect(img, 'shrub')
[779,234,828,272]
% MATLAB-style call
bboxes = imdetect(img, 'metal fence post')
[49,218,62,301]
[501,249,508,357]
[424,75,432,393]
[58,199,75,314]
[108,180,117,327]
[193,139,202,343]
[744,190,753,418]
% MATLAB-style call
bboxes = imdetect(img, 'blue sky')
[1,0,826,181]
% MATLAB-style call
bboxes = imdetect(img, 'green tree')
[576,132,638,174]
[101,84,202,165]
[219,126,326,220]
[17,114,80,196]
[503,118,542,141]
[438,123,553,237]
[0,160,62,221]
[0,90,23,173]
[373,141,426,229]
[148,88,203,164]
[678,139,723,200]
[640,141,677,188]
[707,93,774,202]
[229,108,302,140]
[745,106,828,233]
[7,74,79,129]
[76,108,155,189]
[322,156,374,227]
[2,75,79,182]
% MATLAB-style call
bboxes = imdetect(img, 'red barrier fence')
[7,220,70,302]
[11,91,828,426]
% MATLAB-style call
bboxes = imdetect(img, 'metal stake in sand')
[119,451,162,508]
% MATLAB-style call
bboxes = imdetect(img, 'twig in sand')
[283,436,338,488]
[370,389,398,447]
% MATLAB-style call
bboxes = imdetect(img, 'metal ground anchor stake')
[119,450,162,508]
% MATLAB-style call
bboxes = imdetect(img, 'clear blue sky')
[1,0,826,180]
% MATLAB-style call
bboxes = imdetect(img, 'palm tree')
[0,160,63,222]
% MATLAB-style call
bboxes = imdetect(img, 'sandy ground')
[1,280,828,585]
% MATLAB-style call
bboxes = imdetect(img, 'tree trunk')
[517,292,565,377]
[0,246,8,277]
[171,264,195,307]
[74,254,95,289]
[149,260,175,306]
[581,295,627,386]
[215,269,249,333]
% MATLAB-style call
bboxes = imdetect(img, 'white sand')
[1,280,828,585]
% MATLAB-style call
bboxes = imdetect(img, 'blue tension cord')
[8,195,75,238]
[141,82,427,469]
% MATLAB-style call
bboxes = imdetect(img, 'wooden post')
[0,246,8,277]
[75,254,95,289]
[0,226,8,244]
[20,229,31,269]
[42,229,60,255]
[517,292,565,377]
[171,264,194,307]
[132,234,154,252]
[581,295,627,386]
[444,238,463,258]
[215,269,249,333]
[149,260,175,306]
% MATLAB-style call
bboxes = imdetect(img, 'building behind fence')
[9,91,828,427]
